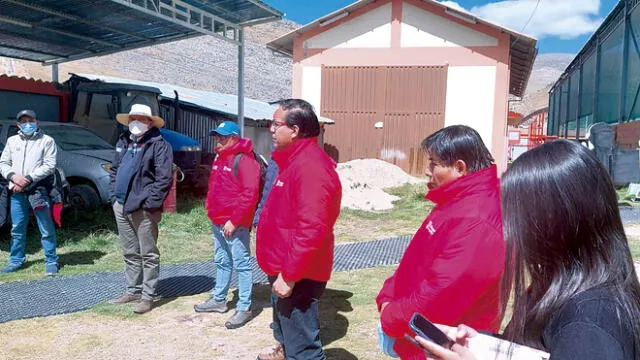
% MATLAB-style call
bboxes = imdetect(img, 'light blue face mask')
[20,122,37,135]
[378,323,399,358]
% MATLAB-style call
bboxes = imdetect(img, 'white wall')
[305,3,392,49]
[401,3,498,48]
[301,66,322,114]
[444,66,497,149]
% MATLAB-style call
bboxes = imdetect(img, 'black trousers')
[269,276,327,360]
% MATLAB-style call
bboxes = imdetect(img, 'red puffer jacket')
[256,138,342,283]
[376,165,505,360]
[206,138,260,227]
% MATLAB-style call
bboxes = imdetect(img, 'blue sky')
[263,0,619,54]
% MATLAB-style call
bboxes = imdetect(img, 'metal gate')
[321,65,447,175]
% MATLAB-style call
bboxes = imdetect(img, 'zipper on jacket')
[21,136,29,176]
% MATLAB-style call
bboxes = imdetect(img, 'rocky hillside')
[510,53,575,117]
[0,20,574,118]
[0,20,299,102]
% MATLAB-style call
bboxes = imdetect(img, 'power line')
[520,0,542,34]
[511,0,543,48]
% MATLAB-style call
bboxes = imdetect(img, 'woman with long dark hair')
[416,140,640,360]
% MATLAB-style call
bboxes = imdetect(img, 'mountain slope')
[0,21,575,119]
[0,20,298,102]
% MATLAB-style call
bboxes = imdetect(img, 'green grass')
[629,236,640,260]
[0,196,213,283]
[0,184,428,282]
[335,183,432,243]
[617,186,640,207]
[0,265,397,360]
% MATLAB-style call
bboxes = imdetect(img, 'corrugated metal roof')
[72,73,336,124]
[0,0,282,64]
[266,0,537,98]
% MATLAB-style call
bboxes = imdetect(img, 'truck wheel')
[69,184,100,212]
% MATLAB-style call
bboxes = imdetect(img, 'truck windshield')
[11,125,114,151]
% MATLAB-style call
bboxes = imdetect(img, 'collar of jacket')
[425,164,499,206]
[215,137,253,159]
[271,137,318,169]
[18,130,42,140]
[120,127,163,145]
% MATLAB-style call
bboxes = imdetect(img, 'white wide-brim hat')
[116,104,165,128]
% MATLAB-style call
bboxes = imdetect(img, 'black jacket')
[110,127,173,214]
[24,169,64,209]
[541,285,637,360]
[0,170,64,227]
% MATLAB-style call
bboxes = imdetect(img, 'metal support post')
[237,28,245,137]
[52,63,58,82]
[619,1,630,123]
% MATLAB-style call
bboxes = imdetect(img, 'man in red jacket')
[194,121,261,330]
[376,125,505,360]
[256,99,342,360]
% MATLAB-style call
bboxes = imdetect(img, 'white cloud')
[437,0,467,12]
[438,0,604,40]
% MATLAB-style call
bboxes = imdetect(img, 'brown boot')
[109,293,141,304]
[257,343,285,360]
[134,300,154,314]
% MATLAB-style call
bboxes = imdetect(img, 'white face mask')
[128,120,149,136]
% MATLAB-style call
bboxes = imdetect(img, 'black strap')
[233,153,243,179]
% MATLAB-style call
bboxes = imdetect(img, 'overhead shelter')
[0,0,283,136]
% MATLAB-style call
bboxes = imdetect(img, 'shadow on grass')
[59,250,107,267]
[320,288,354,346]
[226,284,272,322]
[231,284,354,346]
[61,206,118,234]
[157,275,214,298]
[325,348,359,360]
[175,193,206,214]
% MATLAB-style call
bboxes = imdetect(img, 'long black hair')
[501,140,640,355]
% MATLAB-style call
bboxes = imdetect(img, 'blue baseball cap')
[210,121,241,136]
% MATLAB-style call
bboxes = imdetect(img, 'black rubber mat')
[0,235,411,323]
[620,206,640,224]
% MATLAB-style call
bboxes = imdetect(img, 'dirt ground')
[627,224,640,238]
[2,225,640,360]
[0,268,393,360]
[0,294,275,360]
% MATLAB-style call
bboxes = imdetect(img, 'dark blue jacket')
[110,127,173,214]
[252,158,278,226]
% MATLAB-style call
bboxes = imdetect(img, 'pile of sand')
[337,159,425,211]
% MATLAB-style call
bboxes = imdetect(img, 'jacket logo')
[213,165,218,170]
[425,221,436,235]
[116,147,124,153]
[223,166,232,172]
[275,180,284,187]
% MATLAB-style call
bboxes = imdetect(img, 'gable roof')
[267,0,537,97]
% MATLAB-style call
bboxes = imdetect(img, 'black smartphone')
[409,313,455,349]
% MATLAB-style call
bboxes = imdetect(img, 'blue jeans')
[9,192,58,266]
[212,224,252,311]
[269,276,327,360]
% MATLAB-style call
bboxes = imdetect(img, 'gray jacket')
[0,131,57,183]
